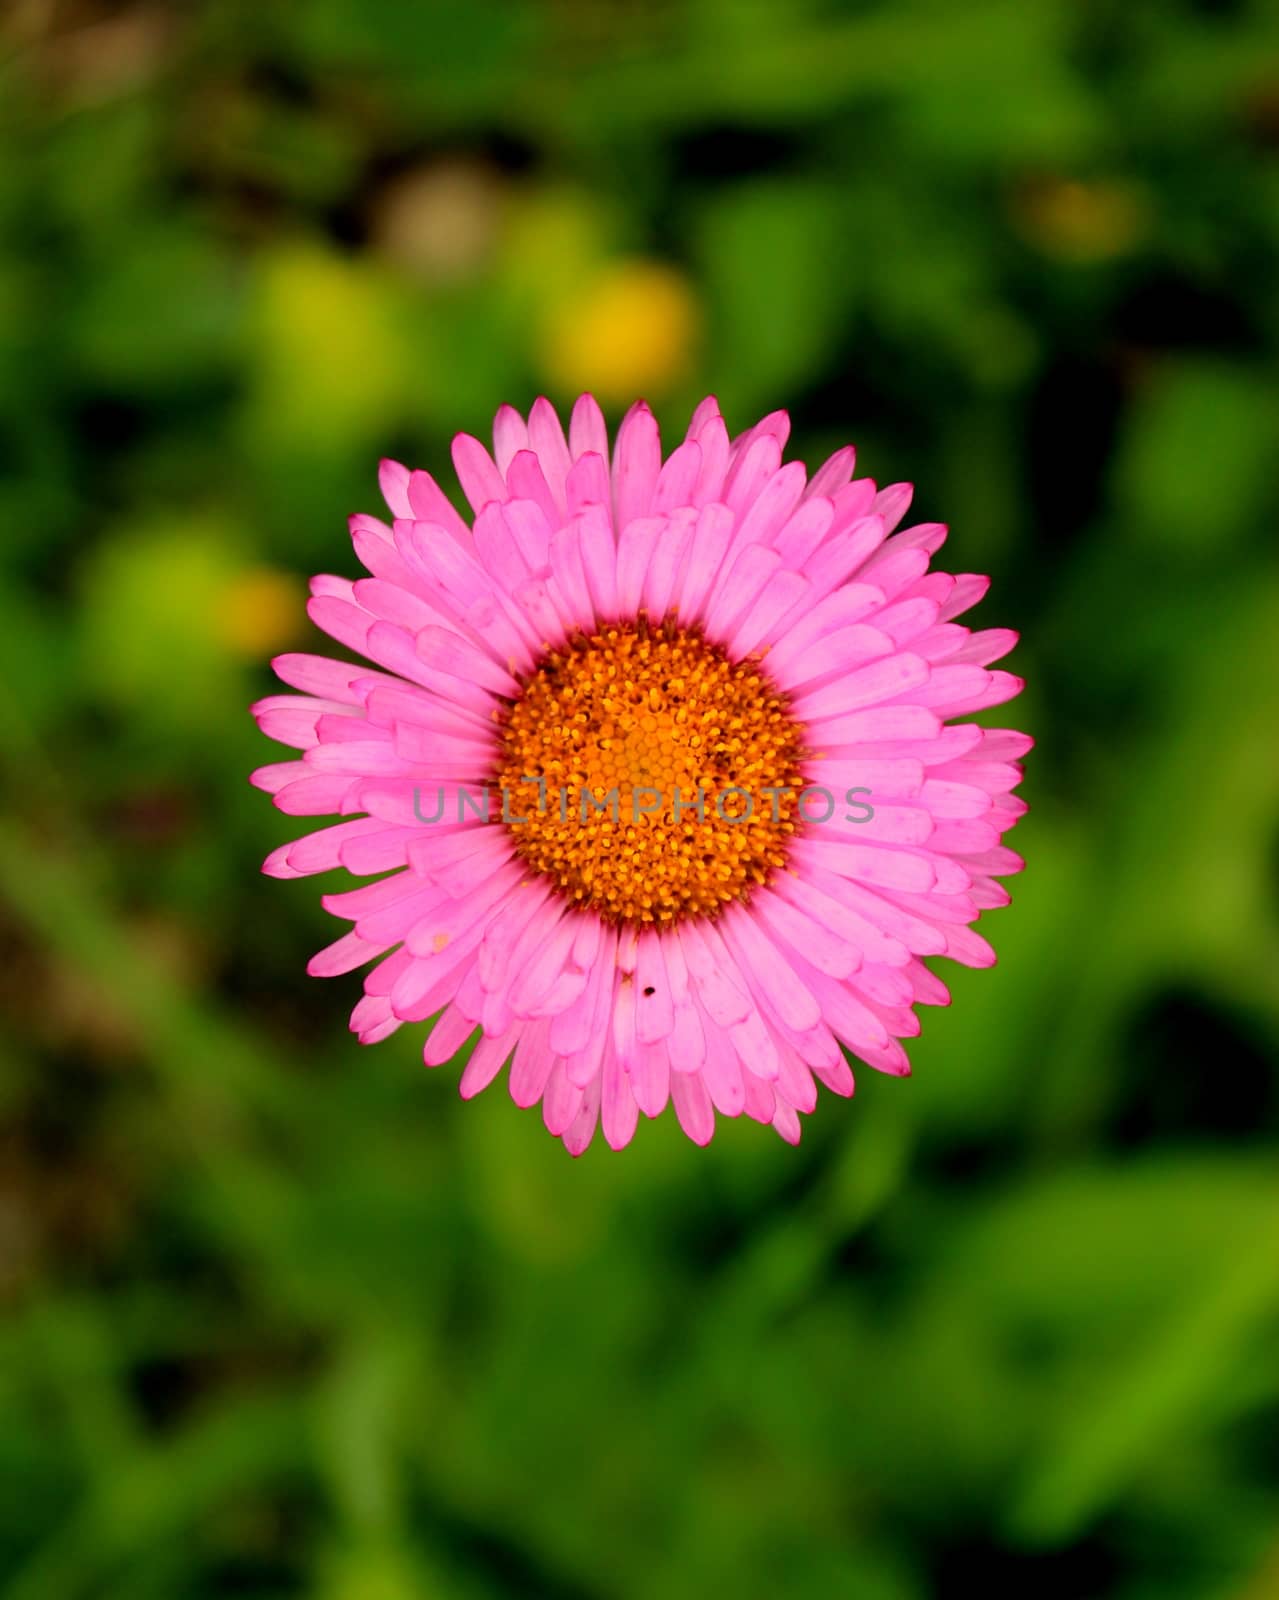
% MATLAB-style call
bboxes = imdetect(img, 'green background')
[2,2,1278,1596]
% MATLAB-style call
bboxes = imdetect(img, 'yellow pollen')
[493,619,808,926]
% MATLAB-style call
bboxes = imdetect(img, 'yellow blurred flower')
[218,567,303,658]
[1013,176,1150,263]
[79,521,301,723]
[539,258,701,403]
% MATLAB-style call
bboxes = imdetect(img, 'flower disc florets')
[494,618,807,925]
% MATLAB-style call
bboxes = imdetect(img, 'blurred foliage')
[2,0,1279,1596]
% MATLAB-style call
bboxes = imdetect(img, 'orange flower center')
[494,620,807,925]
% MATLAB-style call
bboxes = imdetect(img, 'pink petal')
[459,1027,519,1099]
[308,929,386,978]
[407,470,471,540]
[601,1040,639,1150]
[566,450,611,516]
[805,445,856,499]
[719,906,821,1033]
[671,1068,715,1145]
[612,402,662,533]
[577,503,619,620]
[492,403,528,477]
[654,439,703,513]
[634,931,675,1042]
[378,459,413,518]
[673,502,733,622]
[509,1025,557,1108]
[450,433,506,515]
[424,1006,477,1066]
[543,1058,584,1137]
[615,515,664,617]
[569,393,609,462]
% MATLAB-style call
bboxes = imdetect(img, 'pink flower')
[251,396,1029,1152]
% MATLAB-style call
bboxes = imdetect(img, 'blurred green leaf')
[1113,360,1279,553]
[696,179,852,414]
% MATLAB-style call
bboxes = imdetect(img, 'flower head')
[252,396,1029,1152]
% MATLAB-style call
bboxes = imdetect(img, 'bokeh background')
[3,1,1279,1596]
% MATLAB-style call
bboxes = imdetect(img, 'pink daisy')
[251,395,1029,1153]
